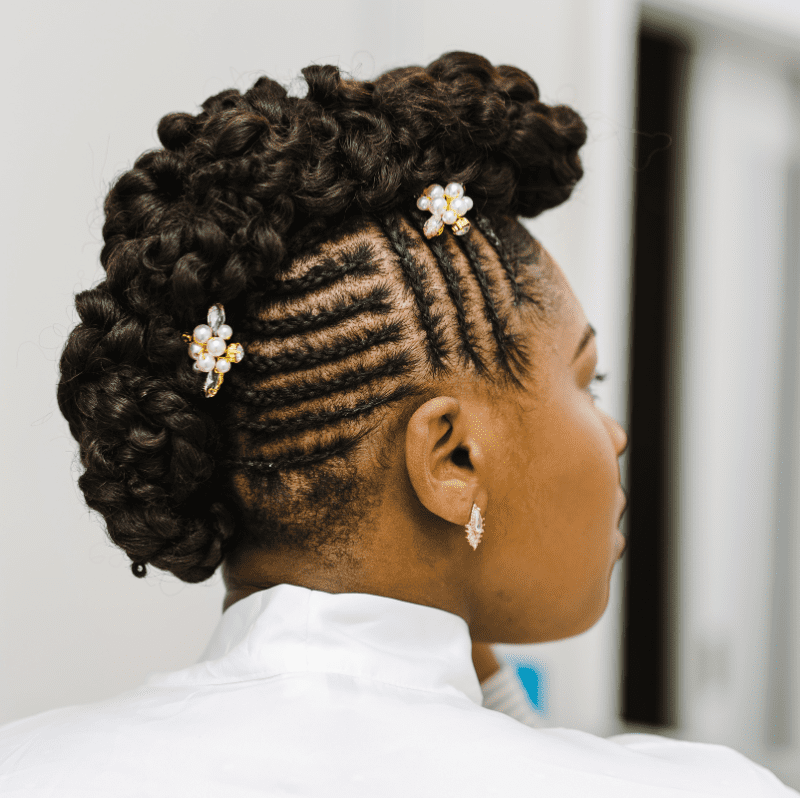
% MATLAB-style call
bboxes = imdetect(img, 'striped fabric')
[480,665,544,728]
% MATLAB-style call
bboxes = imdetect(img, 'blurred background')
[1,0,798,789]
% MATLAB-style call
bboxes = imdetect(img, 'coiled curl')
[58,51,586,582]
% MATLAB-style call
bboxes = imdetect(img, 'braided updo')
[57,51,587,583]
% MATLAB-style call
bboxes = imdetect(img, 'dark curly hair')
[57,51,587,583]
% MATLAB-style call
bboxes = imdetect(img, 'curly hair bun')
[58,51,587,583]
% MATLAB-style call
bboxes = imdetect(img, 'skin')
[223,245,628,684]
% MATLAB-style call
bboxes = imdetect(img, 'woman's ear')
[405,396,489,527]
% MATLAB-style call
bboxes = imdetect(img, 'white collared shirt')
[0,583,795,796]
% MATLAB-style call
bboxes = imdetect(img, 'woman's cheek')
[576,399,620,508]
[551,395,608,503]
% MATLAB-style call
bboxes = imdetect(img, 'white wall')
[680,31,795,747]
[0,0,635,728]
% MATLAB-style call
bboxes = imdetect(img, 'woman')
[0,52,794,796]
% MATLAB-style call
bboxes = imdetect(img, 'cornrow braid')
[242,322,404,377]
[472,213,522,306]
[378,213,449,373]
[228,352,416,410]
[240,285,392,340]
[224,385,415,442]
[221,428,371,472]
[264,243,380,297]
[453,233,521,380]
[407,209,487,374]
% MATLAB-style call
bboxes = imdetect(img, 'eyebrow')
[571,324,596,364]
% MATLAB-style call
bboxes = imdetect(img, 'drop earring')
[465,503,484,550]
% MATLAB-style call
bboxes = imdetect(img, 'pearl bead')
[217,324,233,340]
[188,342,203,360]
[427,184,444,199]
[442,209,457,225]
[192,361,202,372]
[206,337,227,357]
[416,196,431,211]
[215,358,231,373]
[444,182,464,199]
[463,196,473,212]
[430,197,447,215]
[451,197,467,216]
[196,353,216,372]
[193,324,212,344]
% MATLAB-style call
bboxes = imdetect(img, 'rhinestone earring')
[465,503,484,550]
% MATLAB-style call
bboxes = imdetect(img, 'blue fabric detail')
[515,664,545,711]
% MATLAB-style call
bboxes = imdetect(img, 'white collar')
[148,582,484,706]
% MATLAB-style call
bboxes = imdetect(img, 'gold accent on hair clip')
[416,182,473,239]
[183,304,244,398]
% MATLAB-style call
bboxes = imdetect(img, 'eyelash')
[588,372,607,401]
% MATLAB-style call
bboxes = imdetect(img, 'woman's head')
[219,234,627,644]
[57,51,624,642]
[220,213,559,561]
[408,246,628,644]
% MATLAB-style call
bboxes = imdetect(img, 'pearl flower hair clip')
[182,304,244,398]
[416,182,473,239]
